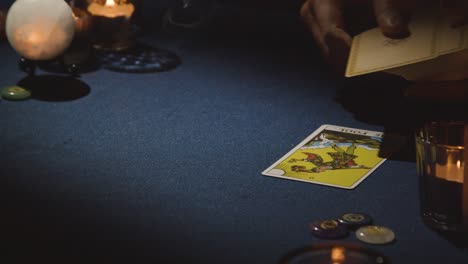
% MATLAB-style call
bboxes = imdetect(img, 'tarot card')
[262,125,387,189]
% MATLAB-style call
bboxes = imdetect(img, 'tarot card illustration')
[262,125,386,189]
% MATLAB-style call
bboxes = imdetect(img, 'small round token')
[310,219,348,239]
[338,212,373,228]
[356,225,395,245]
[1,86,31,100]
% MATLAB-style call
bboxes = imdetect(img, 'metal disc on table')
[338,212,373,229]
[97,43,180,73]
[355,226,395,245]
[309,219,349,239]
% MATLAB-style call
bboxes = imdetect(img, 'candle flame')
[331,247,346,263]
[457,160,461,169]
[105,0,116,6]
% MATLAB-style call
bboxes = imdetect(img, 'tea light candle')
[88,0,135,19]
[6,0,75,60]
[87,0,135,51]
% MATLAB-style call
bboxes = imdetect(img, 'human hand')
[301,0,468,73]
[300,0,418,73]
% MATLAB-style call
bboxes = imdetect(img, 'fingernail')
[379,12,410,39]
[324,28,352,73]
[325,27,352,47]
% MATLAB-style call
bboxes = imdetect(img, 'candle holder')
[416,121,467,234]
[87,0,181,73]
[87,0,136,51]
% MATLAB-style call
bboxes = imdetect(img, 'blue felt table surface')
[1,5,467,263]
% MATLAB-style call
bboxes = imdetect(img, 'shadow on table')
[335,73,466,162]
[337,73,468,253]
[435,230,468,250]
[17,75,91,102]
[0,168,197,263]
[335,73,415,162]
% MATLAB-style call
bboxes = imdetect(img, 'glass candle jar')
[86,0,135,51]
[416,121,467,234]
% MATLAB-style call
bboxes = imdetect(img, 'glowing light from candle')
[331,246,346,263]
[88,0,134,18]
[105,0,116,7]
[457,160,461,169]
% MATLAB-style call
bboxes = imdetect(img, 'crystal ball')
[6,0,75,60]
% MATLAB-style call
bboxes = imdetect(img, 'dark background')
[1,0,467,263]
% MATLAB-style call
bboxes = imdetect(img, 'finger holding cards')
[300,0,353,72]
[299,0,378,72]
[346,1,468,81]
[301,0,421,72]
[346,5,439,77]
[373,0,418,39]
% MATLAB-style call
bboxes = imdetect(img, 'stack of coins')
[309,212,395,245]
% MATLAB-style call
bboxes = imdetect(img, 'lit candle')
[87,0,135,19]
[87,0,135,51]
[435,158,464,183]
